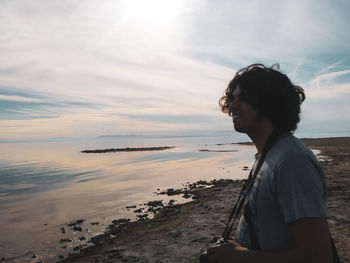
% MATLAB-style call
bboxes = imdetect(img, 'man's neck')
[248,122,275,154]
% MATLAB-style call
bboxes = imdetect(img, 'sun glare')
[124,0,185,23]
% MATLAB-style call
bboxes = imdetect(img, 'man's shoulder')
[267,134,318,166]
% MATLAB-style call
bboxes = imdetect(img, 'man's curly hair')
[219,63,305,132]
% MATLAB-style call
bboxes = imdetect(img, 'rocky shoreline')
[58,179,244,263]
[57,137,350,263]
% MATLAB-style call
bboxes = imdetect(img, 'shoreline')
[57,137,350,263]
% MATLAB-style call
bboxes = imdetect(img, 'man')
[206,64,334,263]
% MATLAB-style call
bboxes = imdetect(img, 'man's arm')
[207,217,333,263]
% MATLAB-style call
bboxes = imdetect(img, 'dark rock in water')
[61,227,65,234]
[90,222,99,225]
[81,146,174,153]
[126,205,137,209]
[168,199,175,205]
[31,254,36,258]
[61,246,67,249]
[44,223,48,226]
[146,200,163,207]
[60,238,72,243]
[112,218,130,225]
[78,236,86,241]
[68,222,76,227]
[58,255,64,259]
[73,226,83,232]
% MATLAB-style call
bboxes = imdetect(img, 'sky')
[1,0,350,141]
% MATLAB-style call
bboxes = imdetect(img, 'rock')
[126,205,137,209]
[134,208,144,213]
[73,245,83,251]
[136,214,148,220]
[61,227,65,233]
[147,200,163,207]
[79,236,86,241]
[59,238,72,243]
[73,226,83,231]
[90,222,99,225]
[58,255,64,259]
[31,254,36,258]
[183,192,192,198]
[112,218,130,225]
[68,219,85,227]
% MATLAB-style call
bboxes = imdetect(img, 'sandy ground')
[5,137,348,263]
[55,137,350,263]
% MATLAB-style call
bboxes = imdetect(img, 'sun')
[124,0,186,23]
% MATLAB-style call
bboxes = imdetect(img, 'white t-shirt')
[235,135,327,251]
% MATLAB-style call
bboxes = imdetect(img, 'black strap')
[331,235,342,263]
[221,129,282,241]
[244,205,260,250]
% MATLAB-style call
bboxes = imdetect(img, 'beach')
[53,137,350,263]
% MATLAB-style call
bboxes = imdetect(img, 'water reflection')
[0,137,256,261]
[0,161,101,198]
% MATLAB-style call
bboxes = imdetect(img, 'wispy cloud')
[0,0,349,139]
[308,70,350,99]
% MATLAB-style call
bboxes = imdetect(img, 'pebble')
[59,238,72,243]
[73,226,83,231]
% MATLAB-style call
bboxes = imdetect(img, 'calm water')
[0,134,257,261]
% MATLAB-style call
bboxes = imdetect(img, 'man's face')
[229,86,263,134]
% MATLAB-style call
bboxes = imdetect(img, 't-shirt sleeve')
[275,155,327,224]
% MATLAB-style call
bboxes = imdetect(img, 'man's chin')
[233,123,245,133]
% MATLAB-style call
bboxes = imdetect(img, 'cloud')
[0,0,349,139]
[308,70,350,99]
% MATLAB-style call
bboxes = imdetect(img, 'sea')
[0,130,346,262]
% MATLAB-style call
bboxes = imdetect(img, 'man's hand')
[206,240,248,263]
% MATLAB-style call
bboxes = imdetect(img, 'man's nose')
[228,101,237,115]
